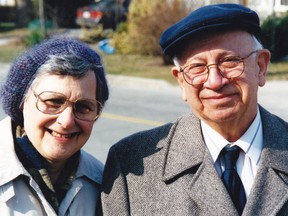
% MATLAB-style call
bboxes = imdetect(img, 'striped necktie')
[221,146,246,214]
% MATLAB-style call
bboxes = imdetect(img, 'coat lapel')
[162,114,205,182]
[162,114,238,215]
[243,107,288,216]
[162,108,288,215]
[188,150,239,215]
[244,149,288,216]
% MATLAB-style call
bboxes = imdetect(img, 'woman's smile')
[47,128,79,139]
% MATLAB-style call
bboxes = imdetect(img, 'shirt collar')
[76,151,104,185]
[234,110,263,165]
[202,108,263,165]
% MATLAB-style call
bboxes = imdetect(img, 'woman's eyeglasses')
[33,91,102,121]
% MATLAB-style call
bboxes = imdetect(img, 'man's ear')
[257,49,271,87]
[172,66,187,101]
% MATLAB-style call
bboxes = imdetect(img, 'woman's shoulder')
[80,150,104,170]
[77,150,104,184]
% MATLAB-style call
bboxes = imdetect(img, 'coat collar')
[76,151,103,185]
[162,113,239,214]
[162,113,205,182]
[0,117,103,187]
[162,108,288,180]
[244,106,288,215]
[162,107,288,215]
[259,106,288,173]
[0,117,27,186]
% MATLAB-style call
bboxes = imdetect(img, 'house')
[0,0,16,23]
[249,0,288,22]
[183,0,288,22]
[0,0,15,6]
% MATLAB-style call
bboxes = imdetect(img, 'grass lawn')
[267,61,288,80]
[98,51,176,84]
[0,31,287,84]
[0,44,25,62]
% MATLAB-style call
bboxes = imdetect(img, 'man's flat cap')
[159,3,261,57]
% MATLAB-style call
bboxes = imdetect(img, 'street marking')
[101,112,164,126]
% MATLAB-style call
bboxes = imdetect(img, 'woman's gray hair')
[30,53,101,86]
[25,53,106,106]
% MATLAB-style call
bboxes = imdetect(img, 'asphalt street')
[0,62,287,163]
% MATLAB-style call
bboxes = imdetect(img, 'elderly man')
[101,4,288,216]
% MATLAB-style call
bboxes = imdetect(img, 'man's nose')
[203,64,229,89]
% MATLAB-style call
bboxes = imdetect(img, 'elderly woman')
[0,37,109,215]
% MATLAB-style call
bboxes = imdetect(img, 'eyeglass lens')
[36,91,101,121]
[184,58,244,85]
[181,50,258,85]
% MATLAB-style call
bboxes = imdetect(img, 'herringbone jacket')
[101,106,288,216]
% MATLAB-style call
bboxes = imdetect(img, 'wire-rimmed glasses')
[33,91,102,121]
[179,50,259,86]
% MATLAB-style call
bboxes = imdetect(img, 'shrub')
[23,30,45,47]
[112,0,191,56]
[78,25,115,44]
[261,12,288,61]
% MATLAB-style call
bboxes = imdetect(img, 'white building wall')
[0,0,15,6]
[248,0,275,22]
[181,0,288,22]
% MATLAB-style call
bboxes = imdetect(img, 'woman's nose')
[56,106,76,128]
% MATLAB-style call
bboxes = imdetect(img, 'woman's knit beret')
[1,37,105,125]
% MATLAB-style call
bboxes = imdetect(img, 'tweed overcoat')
[101,106,288,216]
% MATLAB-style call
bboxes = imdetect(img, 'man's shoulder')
[260,106,288,148]
[109,113,200,154]
[260,106,288,129]
[112,121,175,152]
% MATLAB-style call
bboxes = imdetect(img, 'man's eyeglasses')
[33,91,102,121]
[179,50,259,86]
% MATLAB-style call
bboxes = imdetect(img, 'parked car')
[76,0,129,30]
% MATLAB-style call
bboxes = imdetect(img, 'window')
[0,0,15,6]
[275,0,288,12]
[280,0,288,5]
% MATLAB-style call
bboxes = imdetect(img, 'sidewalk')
[0,36,20,46]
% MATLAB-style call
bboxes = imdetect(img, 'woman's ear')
[257,49,271,87]
[171,67,187,102]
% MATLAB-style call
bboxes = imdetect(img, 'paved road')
[0,63,287,163]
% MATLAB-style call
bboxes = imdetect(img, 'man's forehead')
[176,30,253,62]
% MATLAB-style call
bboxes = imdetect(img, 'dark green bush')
[261,13,288,62]
[23,30,45,47]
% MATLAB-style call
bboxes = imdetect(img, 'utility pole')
[39,0,47,38]
[271,0,276,59]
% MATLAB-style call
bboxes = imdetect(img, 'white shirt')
[201,109,263,197]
